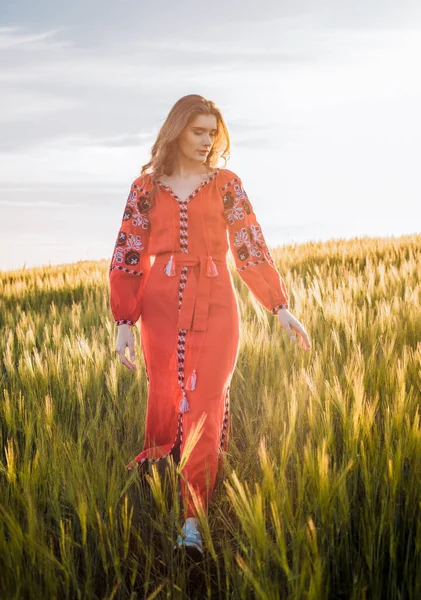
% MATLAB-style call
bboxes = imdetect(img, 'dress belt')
[154,251,228,332]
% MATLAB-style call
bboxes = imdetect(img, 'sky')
[0,0,420,271]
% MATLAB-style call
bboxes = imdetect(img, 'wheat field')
[0,233,420,599]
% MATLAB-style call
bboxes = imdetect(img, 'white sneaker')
[175,520,204,558]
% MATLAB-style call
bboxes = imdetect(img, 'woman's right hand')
[115,324,137,370]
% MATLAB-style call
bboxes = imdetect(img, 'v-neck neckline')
[157,168,220,203]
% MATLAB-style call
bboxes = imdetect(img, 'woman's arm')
[109,178,152,327]
[220,173,289,314]
[220,172,311,351]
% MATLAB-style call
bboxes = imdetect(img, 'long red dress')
[109,168,289,518]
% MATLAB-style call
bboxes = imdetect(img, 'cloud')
[0,8,420,270]
[0,25,72,50]
[0,23,419,184]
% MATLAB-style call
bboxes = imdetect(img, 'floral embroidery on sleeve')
[222,177,251,225]
[221,177,276,271]
[220,173,289,314]
[110,183,151,275]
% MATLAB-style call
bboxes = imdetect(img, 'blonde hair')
[140,94,231,205]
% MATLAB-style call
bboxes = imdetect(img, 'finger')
[289,323,312,349]
[288,328,297,341]
[295,327,311,347]
[116,347,136,370]
[289,324,300,341]
[291,323,305,337]
[121,355,136,370]
[127,338,136,362]
[291,323,308,343]
[296,329,312,350]
[277,313,299,342]
[301,337,311,350]
[284,325,295,341]
[282,321,295,339]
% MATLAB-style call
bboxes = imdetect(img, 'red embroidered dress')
[109,168,289,518]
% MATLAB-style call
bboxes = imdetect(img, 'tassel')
[164,254,176,277]
[178,389,190,414]
[185,369,197,391]
[206,255,218,277]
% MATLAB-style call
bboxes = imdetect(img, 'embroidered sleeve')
[109,179,152,326]
[220,174,289,315]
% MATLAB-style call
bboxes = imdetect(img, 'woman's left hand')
[277,308,312,351]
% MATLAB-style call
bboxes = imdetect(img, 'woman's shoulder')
[217,168,242,188]
[131,172,154,192]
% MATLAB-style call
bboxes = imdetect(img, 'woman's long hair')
[140,94,231,205]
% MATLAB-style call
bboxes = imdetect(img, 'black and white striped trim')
[271,303,288,315]
[109,265,143,276]
[176,199,190,390]
[134,413,183,469]
[237,259,266,272]
[157,169,219,204]
[220,177,240,191]
[218,386,230,456]
[179,203,189,253]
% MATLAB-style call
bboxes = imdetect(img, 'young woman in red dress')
[109,94,311,557]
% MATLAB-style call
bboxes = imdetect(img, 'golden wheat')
[0,233,420,598]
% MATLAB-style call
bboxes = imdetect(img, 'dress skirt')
[134,252,240,517]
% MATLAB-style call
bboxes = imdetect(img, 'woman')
[109,94,311,557]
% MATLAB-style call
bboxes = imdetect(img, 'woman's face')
[177,113,218,164]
